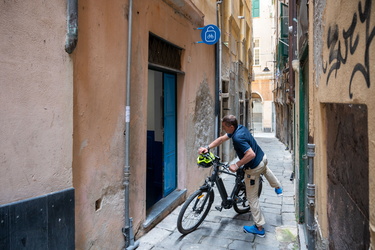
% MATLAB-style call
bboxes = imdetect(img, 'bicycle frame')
[200,161,245,210]
[177,154,261,234]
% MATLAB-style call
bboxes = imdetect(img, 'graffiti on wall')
[322,0,374,98]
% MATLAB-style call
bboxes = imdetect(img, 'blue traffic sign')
[200,25,220,45]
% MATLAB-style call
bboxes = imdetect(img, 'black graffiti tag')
[322,0,374,98]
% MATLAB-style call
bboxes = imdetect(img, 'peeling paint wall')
[193,79,215,149]
[313,0,326,88]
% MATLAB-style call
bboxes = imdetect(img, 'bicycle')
[177,152,263,235]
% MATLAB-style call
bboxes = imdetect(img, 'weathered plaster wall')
[130,0,216,233]
[73,0,249,247]
[311,0,374,247]
[220,0,253,161]
[191,0,216,22]
[73,0,127,248]
[0,0,72,203]
[252,80,274,100]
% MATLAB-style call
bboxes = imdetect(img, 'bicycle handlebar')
[217,163,244,177]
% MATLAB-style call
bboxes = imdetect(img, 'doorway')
[326,103,369,249]
[146,70,177,210]
[251,93,263,132]
[298,56,309,224]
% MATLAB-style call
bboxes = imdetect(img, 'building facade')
[274,0,294,151]
[0,0,254,249]
[218,0,253,162]
[251,0,277,134]
[307,0,374,248]
[275,0,374,248]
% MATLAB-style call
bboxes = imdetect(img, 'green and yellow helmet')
[197,152,215,168]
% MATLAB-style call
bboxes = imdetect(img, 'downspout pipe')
[123,0,139,249]
[306,144,316,249]
[215,1,222,140]
[65,0,78,54]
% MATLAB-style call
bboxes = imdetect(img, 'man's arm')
[229,148,256,172]
[198,134,230,154]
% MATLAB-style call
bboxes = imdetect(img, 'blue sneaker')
[275,187,283,196]
[243,225,265,237]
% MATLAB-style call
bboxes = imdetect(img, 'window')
[252,0,260,18]
[239,92,244,125]
[254,39,260,65]
[149,33,182,70]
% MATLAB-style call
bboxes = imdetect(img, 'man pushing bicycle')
[198,115,283,237]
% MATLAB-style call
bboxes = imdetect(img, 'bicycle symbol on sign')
[196,24,221,45]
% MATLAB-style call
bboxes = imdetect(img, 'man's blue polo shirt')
[227,125,264,169]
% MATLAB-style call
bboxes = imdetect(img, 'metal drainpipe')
[216,1,222,140]
[306,144,316,249]
[65,0,78,54]
[123,0,139,249]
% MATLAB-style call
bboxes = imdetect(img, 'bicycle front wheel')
[177,189,214,234]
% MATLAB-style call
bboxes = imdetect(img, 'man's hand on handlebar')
[198,147,209,154]
[229,163,239,173]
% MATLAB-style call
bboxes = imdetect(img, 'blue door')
[163,73,177,196]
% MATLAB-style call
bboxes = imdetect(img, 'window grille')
[149,33,182,70]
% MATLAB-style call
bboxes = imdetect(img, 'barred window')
[149,33,182,70]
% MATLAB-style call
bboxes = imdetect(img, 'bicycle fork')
[194,184,212,214]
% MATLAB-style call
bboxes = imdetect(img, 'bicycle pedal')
[234,197,242,203]
[215,206,223,212]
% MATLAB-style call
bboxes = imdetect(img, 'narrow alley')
[137,133,302,250]
[1,1,374,249]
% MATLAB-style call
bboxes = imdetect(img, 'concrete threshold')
[298,223,308,250]
[142,189,186,230]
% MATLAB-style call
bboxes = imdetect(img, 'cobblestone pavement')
[136,133,301,250]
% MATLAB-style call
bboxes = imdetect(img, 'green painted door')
[298,54,309,223]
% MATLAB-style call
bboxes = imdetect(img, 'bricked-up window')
[326,103,369,249]
[149,33,182,70]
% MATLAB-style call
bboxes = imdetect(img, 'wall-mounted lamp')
[263,61,276,72]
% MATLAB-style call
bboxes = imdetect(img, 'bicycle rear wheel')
[177,189,214,234]
[233,183,250,214]
[233,177,263,214]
